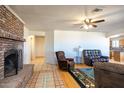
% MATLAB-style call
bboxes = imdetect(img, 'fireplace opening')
[4,49,18,78]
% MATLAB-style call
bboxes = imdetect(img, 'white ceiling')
[9,5,124,33]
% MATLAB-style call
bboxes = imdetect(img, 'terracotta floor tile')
[26,61,65,88]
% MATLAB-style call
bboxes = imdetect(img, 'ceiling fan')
[73,7,105,29]
[75,18,105,29]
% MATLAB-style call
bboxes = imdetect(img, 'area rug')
[76,68,95,87]
[25,64,65,88]
[69,67,95,88]
[77,68,94,80]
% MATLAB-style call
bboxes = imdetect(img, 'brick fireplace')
[0,5,25,79]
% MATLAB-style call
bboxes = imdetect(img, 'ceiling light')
[85,18,90,23]
[89,24,93,28]
[84,25,89,29]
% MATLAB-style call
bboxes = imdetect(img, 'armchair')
[55,51,75,71]
[83,50,109,66]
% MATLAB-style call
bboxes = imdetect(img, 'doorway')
[30,35,45,64]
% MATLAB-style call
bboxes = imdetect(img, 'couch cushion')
[94,62,124,74]
[84,50,101,58]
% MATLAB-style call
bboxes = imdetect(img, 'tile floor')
[25,58,65,88]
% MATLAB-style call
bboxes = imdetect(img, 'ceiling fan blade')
[92,24,97,28]
[92,19,105,23]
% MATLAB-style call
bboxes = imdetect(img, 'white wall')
[23,28,45,64]
[23,27,31,64]
[54,30,110,63]
[24,29,109,64]
[45,30,56,64]
[23,29,55,64]
[29,31,45,36]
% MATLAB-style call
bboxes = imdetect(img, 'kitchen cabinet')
[119,39,124,47]
[110,51,124,62]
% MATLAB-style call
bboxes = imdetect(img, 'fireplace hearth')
[4,49,18,77]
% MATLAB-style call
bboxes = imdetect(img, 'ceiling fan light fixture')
[84,25,89,29]
[89,24,93,28]
[74,7,105,30]
[85,18,89,22]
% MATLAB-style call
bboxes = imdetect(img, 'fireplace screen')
[4,49,18,77]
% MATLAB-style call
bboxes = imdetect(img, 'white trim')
[5,5,25,24]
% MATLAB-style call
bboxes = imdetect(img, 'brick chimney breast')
[0,5,24,79]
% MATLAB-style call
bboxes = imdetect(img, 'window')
[112,40,119,47]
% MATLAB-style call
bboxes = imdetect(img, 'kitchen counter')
[110,47,124,52]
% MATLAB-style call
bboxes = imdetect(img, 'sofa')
[55,51,75,71]
[83,50,109,66]
[94,62,124,88]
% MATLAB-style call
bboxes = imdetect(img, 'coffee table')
[69,68,95,88]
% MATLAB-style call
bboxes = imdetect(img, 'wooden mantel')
[0,29,25,42]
